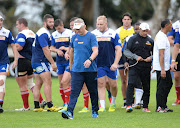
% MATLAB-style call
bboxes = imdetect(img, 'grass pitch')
[0,77,180,128]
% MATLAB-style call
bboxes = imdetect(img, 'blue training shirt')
[70,32,98,72]
[0,27,14,65]
[91,28,121,67]
[168,20,180,44]
[31,27,51,63]
[51,29,72,64]
[15,29,35,60]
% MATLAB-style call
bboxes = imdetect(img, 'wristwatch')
[88,58,93,62]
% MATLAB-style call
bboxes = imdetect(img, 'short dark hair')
[70,17,79,22]
[122,12,132,19]
[135,22,141,26]
[17,18,28,27]
[54,19,63,27]
[43,14,53,22]
[161,19,171,28]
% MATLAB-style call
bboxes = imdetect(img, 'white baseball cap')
[73,18,85,29]
[139,23,150,30]
[0,15,4,20]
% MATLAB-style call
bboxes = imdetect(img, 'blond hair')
[97,15,107,23]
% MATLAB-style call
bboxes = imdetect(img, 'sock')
[21,90,29,109]
[175,85,180,100]
[111,96,116,105]
[135,88,143,104]
[123,98,126,106]
[59,87,65,104]
[100,100,105,108]
[0,100,3,108]
[107,90,112,103]
[30,86,44,103]
[83,92,89,108]
[34,101,40,108]
[107,89,112,99]
[64,87,71,105]
[47,101,53,108]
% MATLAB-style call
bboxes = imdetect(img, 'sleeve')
[51,35,55,46]
[122,39,127,51]
[70,35,75,48]
[15,33,26,47]
[38,33,49,48]
[174,32,180,44]
[8,31,14,44]
[156,35,166,49]
[114,34,122,47]
[115,28,120,34]
[124,37,139,60]
[168,28,175,37]
[91,34,98,47]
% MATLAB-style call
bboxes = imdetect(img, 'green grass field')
[0,77,180,128]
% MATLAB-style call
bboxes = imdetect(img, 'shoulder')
[1,27,11,37]
[37,27,50,37]
[126,34,134,41]
[51,30,58,37]
[172,20,180,29]
[91,29,99,35]
[115,27,121,33]
[19,29,35,38]
[106,28,117,38]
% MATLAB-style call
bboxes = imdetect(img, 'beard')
[46,24,52,30]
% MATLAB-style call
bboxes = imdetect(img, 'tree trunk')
[149,0,170,38]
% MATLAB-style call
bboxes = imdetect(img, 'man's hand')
[84,59,91,68]
[57,49,64,57]
[64,52,70,60]
[110,63,118,71]
[59,46,66,51]
[161,70,166,78]
[144,57,152,62]
[51,63,57,72]
[170,61,177,71]
[136,56,144,61]
[12,60,18,69]
[124,62,129,71]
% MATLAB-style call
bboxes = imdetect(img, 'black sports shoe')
[0,107,4,113]
[165,108,173,112]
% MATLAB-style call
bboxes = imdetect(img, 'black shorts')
[15,58,33,77]
[175,53,180,71]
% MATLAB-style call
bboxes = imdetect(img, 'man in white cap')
[124,22,154,113]
[62,18,99,119]
[0,15,18,113]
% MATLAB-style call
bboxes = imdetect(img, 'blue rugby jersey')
[15,29,35,60]
[0,27,14,65]
[51,29,72,64]
[31,27,51,63]
[168,20,180,41]
[70,32,98,72]
[91,28,122,67]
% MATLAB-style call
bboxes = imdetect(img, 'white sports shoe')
[15,107,30,111]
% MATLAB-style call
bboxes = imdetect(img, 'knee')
[98,81,105,88]
[174,75,180,83]
[0,80,4,86]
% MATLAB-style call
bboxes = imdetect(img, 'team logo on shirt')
[97,37,111,41]
[146,41,151,45]
[75,38,78,41]
[17,38,25,42]
[55,38,69,42]
[118,39,121,44]
[175,28,179,32]
[0,36,5,40]
[78,42,83,44]
[36,66,44,73]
